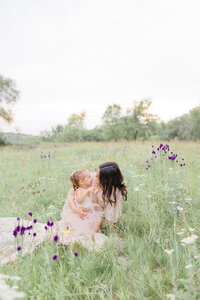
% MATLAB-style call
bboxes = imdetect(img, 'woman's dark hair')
[99,162,127,206]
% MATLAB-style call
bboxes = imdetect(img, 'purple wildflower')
[44,226,48,230]
[180,164,183,167]
[16,225,21,232]
[20,226,26,236]
[33,233,37,237]
[17,247,21,251]
[53,255,58,260]
[54,235,59,242]
[148,165,150,168]
[152,145,154,147]
[44,155,46,158]
[28,212,32,217]
[26,225,33,230]
[17,217,20,221]
[152,151,155,154]
[33,219,37,223]
[48,152,51,158]
[74,252,78,257]
[13,230,17,238]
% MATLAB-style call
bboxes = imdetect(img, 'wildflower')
[26,225,33,230]
[177,232,184,235]
[74,252,78,257]
[17,247,21,251]
[28,212,32,217]
[33,233,37,237]
[44,155,46,158]
[13,230,17,238]
[53,255,58,260]
[54,235,59,242]
[16,225,20,232]
[185,197,192,201]
[164,249,174,255]
[189,228,195,232]
[134,187,140,192]
[148,165,150,168]
[181,234,198,245]
[177,206,183,211]
[152,151,155,154]
[44,226,48,230]
[17,217,20,221]
[185,264,192,269]
[33,219,37,223]
[20,226,26,236]
[194,255,200,259]
[166,294,175,300]
[169,201,176,204]
[47,221,54,227]
[48,152,51,158]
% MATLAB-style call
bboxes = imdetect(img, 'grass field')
[0,141,200,300]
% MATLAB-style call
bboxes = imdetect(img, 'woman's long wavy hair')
[99,162,127,206]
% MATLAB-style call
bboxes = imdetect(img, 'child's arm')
[92,193,99,204]
[69,199,88,218]
[76,187,93,204]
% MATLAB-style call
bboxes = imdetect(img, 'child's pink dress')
[58,188,103,238]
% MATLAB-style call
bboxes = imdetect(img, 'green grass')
[0,141,200,299]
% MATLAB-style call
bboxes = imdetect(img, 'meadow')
[0,141,200,300]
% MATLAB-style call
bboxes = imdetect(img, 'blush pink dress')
[58,188,103,237]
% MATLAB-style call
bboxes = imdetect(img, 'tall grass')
[0,141,200,299]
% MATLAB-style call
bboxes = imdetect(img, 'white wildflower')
[185,197,192,201]
[177,206,183,211]
[194,255,200,259]
[134,187,140,192]
[189,228,195,232]
[185,264,193,269]
[148,195,152,198]
[177,232,184,235]
[169,202,176,204]
[166,294,175,300]
[139,183,145,186]
[164,249,174,255]
[181,234,198,245]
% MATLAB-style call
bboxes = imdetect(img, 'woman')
[60,162,127,232]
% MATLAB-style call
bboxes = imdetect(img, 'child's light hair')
[70,169,88,190]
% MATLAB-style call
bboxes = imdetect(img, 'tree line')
[0,73,200,143]
[41,100,200,142]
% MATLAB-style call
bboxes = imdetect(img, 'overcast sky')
[0,0,200,135]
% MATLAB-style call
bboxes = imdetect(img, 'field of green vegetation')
[0,141,200,299]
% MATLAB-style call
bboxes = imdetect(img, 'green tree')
[190,105,200,140]
[122,99,158,140]
[102,104,122,141]
[0,74,19,123]
[63,112,86,142]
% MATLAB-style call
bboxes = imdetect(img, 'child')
[59,169,103,238]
